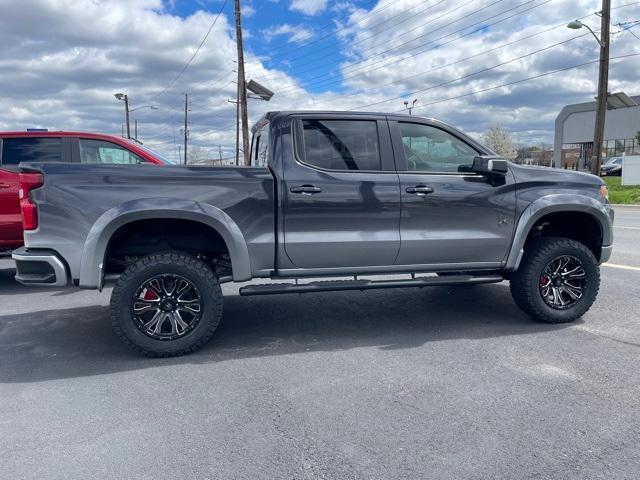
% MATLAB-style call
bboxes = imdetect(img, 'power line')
[264,0,405,61]
[147,0,229,101]
[403,52,640,112]
[349,32,591,111]
[312,5,611,109]
[277,0,445,67]
[276,0,551,95]
[288,0,474,73]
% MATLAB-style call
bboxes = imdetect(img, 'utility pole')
[235,85,240,166]
[134,119,138,141]
[592,0,611,176]
[218,145,224,166]
[124,95,131,139]
[183,92,189,165]
[234,0,250,166]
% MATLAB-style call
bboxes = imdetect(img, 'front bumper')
[600,245,613,264]
[12,247,69,287]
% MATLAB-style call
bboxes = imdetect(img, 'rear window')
[1,137,63,165]
[295,119,381,171]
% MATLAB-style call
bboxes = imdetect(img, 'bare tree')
[481,125,518,160]
[188,146,211,165]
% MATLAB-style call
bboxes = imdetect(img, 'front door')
[282,116,401,269]
[390,120,516,267]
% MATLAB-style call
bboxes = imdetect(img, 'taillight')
[19,173,44,231]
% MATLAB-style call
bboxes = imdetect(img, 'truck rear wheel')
[510,237,600,323]
[110,251,223,357]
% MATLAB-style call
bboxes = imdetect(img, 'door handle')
[290,185,322,195]
[0,183,11,189]
[406,185,434,195]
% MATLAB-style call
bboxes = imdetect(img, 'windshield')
[605,157,622,166]
[136,145,175,164]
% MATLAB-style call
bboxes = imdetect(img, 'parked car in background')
[600,157,623,176]
[0,131,169,253]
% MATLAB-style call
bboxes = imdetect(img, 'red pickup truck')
[0,131,169,253]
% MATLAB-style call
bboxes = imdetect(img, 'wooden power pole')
[591,0,611,175]
[183,92,189,165]
[234,0,250,166]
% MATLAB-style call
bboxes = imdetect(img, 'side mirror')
[471,156,508,175]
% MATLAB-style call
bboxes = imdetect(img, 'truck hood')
[509,163,604,187]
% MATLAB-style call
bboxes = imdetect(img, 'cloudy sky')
[1,0,639,162]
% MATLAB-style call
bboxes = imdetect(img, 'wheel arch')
[79,198,252,288]
[505,194,613,271]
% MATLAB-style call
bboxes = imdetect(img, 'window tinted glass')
[399,123,478,173]
[1,138,63,165]
[79,139,145,164]
[251,131,269,167]
[297,119,381,171]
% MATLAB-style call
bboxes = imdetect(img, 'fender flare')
[505,194,613,271]
[79,198,252,288]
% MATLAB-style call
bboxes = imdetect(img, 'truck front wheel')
[110,251,223,357]
[510,237,600,323]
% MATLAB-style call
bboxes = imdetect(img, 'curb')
[612,204,640,208]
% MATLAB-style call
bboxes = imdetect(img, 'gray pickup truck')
[13,111,614,357]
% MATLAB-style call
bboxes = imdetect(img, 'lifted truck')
[13,111,614,357]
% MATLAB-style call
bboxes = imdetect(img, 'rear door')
[0,137,65,247]
[282,115,401,269]
[390,120,516,267]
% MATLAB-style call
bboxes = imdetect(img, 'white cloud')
[263,24,314,44]
[290,0,328,16]
[1,0,639,161]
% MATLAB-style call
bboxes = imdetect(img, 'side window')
[79,139,145,164]
[1,138,63,165]
[250,125,269,167]
[399,123,478,173]
[296,119,381,171]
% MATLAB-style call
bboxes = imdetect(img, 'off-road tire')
[510,237,600,323]
[110,251,223,357]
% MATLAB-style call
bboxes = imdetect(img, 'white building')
[553,92,640,169]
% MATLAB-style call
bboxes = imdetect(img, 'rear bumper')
[12,247,69,287]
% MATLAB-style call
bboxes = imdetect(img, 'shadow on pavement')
[0,283,577,384]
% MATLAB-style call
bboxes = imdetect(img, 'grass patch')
[604,176,640,204]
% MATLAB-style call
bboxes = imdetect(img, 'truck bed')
[20,163,276,285]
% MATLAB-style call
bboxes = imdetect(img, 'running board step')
[239,274,503,296]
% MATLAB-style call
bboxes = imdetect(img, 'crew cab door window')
[399,122,478,173]
[79,139,145,164]
[1,138,63,166]
[296,119,381,171]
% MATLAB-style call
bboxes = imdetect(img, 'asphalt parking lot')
[1,207,639,480]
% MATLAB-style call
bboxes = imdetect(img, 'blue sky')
[168,0,375,93]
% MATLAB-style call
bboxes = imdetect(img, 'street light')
[404,98,417,115]
[567,20,604,47]
[566,1,611,176]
